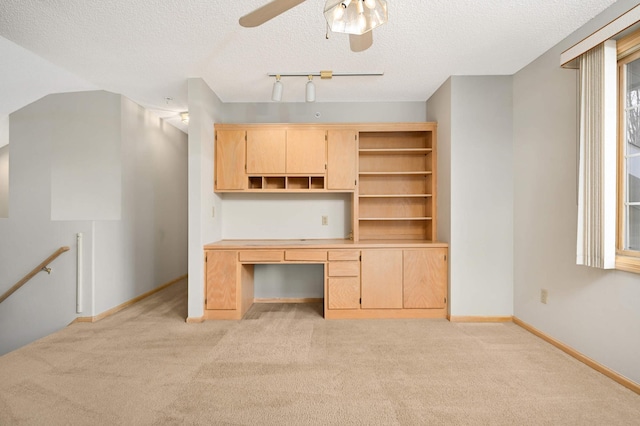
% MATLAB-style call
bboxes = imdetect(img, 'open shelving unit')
[357,128,436,241]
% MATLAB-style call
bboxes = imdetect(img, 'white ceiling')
[0,0,620,132]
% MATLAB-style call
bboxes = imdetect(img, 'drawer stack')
[326,250,360,310]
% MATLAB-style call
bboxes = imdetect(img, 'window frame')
[616,28,640,273]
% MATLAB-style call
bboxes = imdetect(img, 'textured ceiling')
[0,0,620,131]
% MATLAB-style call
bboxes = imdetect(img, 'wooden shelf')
[359,148,433,155]
[358,194,432,198]
[359,171,433,176]
[359,217,433,221]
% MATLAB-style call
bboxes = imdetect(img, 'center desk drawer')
[285,250,327,262]
[238,251,284,262]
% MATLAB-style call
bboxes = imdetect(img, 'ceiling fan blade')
[239,0,306,28]
[349,31,374,52]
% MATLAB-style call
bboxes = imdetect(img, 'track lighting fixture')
[305,75,315,103]
[267,70,383,102]
[271,75,283,101]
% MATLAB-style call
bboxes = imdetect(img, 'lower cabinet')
[327,247,448,313]
[327,250,360,309]
[361,249,403,309]
[204,245,448,320]
[205,250,237,310]
[403,248,447,309]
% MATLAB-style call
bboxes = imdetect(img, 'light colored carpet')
[1,278,639,425]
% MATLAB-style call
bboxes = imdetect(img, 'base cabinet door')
[327,277,360,309]
[205,250,237,310]
[403,248,447,309]
[361,249,403,309]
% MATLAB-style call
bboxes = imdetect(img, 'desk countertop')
[204,239,448,250]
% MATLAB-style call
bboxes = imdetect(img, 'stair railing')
[0,246,70,304]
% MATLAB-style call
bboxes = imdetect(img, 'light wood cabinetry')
[358,127,436,241]
[205,250,237,310]
[203,242,448,320]
[215,130,246,190]
[361,249,403,309]
[403,248,447,309]
[326,250,361,310]
[327,130,358,190]
[246,129,286,174]
[286,129,326,173]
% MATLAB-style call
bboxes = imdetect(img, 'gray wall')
[513,0,640,383]
[428,76,514,317]
[0,91,188,355]
[0,144,8,218]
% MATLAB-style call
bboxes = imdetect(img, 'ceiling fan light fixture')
[271,75,283,102]
[324,0,387,35]
[306,75,315,102]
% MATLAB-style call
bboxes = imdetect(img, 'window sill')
[615,255,640,274]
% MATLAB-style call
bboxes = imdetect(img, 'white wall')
[50,92,121,221]
[0,95,94,355]
[93,96,188,314]
[428,76,514,318]
[0,115,9,218]
[513,0,640,384]
[0,91,187,355]
[0,144,8,218]
[220,101,426,123]
[187,78,225,320]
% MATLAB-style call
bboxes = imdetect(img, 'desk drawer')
[328,261,360,277]
[285,250,327,262]
[238,251,284,262]
[328,250,360,261]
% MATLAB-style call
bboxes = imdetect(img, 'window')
[617,28,640,272]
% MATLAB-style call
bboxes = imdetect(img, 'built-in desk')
[203,239,448,320]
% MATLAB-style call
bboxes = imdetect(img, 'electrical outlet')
[540,289,548,304]
[322,215,328,226]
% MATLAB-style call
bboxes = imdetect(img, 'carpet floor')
[1,278,639,425]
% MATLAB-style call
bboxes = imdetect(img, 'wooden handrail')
[0,246,70,305]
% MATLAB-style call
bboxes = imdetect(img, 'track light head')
[305,75,315,102]
[271,75,283,102]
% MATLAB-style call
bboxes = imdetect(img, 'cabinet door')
[205,251,237,310]
[286,129,326,173]
[403,248,447,309]
[215,130,246,190]
[246,129,286,174]
[327,130,357,190]
[327,277,360,309]
[361,250,403,309]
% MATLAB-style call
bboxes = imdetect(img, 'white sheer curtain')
[576,40,617,269]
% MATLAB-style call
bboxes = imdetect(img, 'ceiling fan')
[239,0,388,52]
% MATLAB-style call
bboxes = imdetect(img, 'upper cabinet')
[214,123,437,241]
[215,130,246,191]
[246,129,286,174]
[327,130,357,190]
[286,129,326,174]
